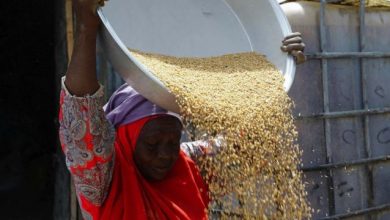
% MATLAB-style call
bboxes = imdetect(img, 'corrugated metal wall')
[284,1,390,219]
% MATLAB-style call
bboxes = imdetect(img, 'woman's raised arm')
[64,0,102,96]
[58,1,116,218]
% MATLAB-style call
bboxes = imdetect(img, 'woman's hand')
[281,32,306,64]
[72,0,106,29]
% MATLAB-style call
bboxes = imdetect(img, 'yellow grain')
[130,49,312,219]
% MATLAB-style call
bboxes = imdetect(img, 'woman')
[59,0,306,219]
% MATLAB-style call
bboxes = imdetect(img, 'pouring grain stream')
[130,50,312,219]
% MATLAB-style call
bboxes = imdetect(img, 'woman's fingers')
[72,0,102,27]
[280,43,305,53]
[283,32,302,41]
[98,0,106,6]
[282,36,302,45]
[281,32,306,64]
[291,50,306,64]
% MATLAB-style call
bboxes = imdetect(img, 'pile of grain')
[339,0,390,7]
[297,0,390,8]
[131,50,311,219]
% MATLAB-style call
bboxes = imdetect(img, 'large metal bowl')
[98,0,295,113]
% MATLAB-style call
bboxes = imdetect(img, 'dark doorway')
[0,1,60,219]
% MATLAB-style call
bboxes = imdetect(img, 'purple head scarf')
[104,84,181,128]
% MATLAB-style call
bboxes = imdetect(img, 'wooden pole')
[54,0,70,219]
[66,0,74,60]
[65,1,78,220]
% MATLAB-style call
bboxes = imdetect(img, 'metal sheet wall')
[283,1,390,219]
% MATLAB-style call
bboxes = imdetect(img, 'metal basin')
[98,0,295,113]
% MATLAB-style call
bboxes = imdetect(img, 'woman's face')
[134,116,182,181]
